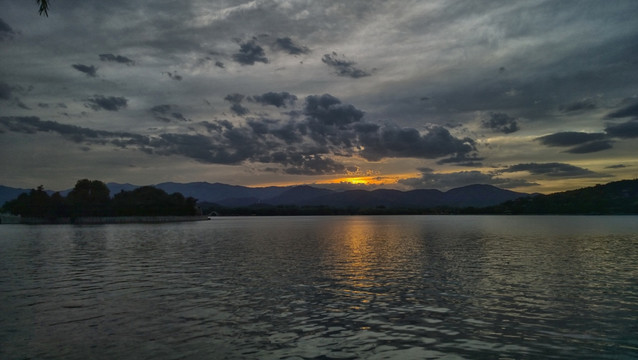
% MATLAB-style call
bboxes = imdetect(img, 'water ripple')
[1,216,637,359]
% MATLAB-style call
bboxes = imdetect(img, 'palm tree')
[38,0,49,16]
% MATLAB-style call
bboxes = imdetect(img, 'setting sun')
[342,177,371,185]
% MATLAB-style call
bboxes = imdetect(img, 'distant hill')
[491,179,638,214]
[5,179,637,214]
[1,181,527,210]
[292,185,524,209]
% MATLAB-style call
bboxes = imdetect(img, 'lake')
[1,215,637,359]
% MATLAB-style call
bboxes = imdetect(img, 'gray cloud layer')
[2,1,638,190]
[1,93,478,176]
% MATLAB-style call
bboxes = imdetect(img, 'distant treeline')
[200,203,467,216]
[2,179,199,218]
[483,179,638,215]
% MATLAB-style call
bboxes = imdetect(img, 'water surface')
[1,216,637,359]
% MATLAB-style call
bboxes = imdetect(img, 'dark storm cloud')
[1,93,480,176]
[85,95,128,111]
[150,105,188,122]
[501,163,609,178]
[606,164,627,169]
[605,100,638,119]
[72,64,98,77]
[321,52,370,78]
[559,98,596,113]
[249,92,297,108]
[0,81,11,100]
[281,155,346,175]
[536,132,607,147]
[605,119,638,138]
[358,125,476,162]
[215,61,225,69]
[274,37,310,55]
[399,168,537,190]
[482,113,519,134]
[0,17,16,39]
[232,40,268,65]
[304,94,364,126]
[99,53,135,65]
[152,133,240,164]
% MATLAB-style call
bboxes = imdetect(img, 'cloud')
[321,52,370,78]
[99,53,135,65]
[85,95,128,111]
[232,39,268,65]
[164,71,182,81]
[564,140,614,154]
[150,105,188,122]
[482,113,519,134]
[536,131,614,154]
[605,164,627,169]
[224,93,249,115]
[559,98,596,113]
[72,64,98,77]
[215,61,225,69]
[501,162,609,178]
[605,100,638,119]
[304,94,364,126]
[274,37,310,55]
[249,92,297,108]
[399,168,537,190]
[260,152,346,175]
[536,131,607,147]
[605,119,638,138]
[0,116,145,144]
[0,17,16,40]
[1,93,481,176]
[359,125,477,162]
[436,153,484,167]
[0,81,11,100]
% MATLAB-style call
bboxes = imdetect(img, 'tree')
[67,179,111,217]
[2,185,53,218]
[38,0,50,16]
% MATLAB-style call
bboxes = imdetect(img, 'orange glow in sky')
[317,173,418,186]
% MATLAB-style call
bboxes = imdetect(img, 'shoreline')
[2,215,210,225]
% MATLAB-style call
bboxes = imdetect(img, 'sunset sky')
[1,0,638,193]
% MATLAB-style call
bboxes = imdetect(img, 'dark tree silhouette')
[38,0,49,17]
[2,179,199,219]
[67,179,111,217]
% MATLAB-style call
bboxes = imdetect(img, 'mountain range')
[1,182,527,209]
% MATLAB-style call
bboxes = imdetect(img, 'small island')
[1,179,208,224]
